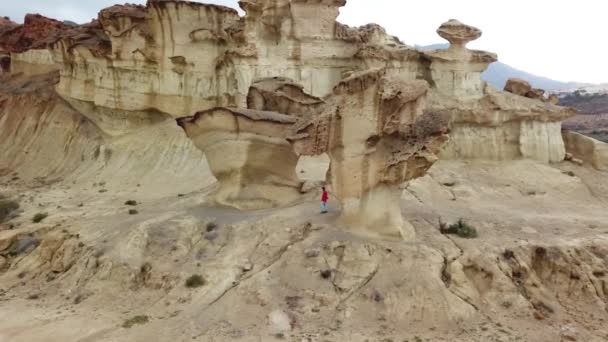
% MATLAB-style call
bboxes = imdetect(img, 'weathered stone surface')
[287,69,449,238]
[563,131,608,171]
[504,78,547,101]
[33,1,572,166]
[526,88,545,100]
[0,14,69,53]
[548,94,560,105]
[424,20,497,100]
[505,78,532,97]
[438,86,574,163]
[177,107,301,210]
[437,19,482,49]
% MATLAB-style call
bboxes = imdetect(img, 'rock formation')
[178,69,449,237]
[0,1,578,229]
[2,2,608,342]
[0,14,68,53]
[504,78,547,101]
[563,131,608,171]
[32,0,573,164]
[425,19,497,99]
[177,107,302,210]
[426,25,574,163]
[289,69,449,238]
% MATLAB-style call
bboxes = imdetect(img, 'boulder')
[505,78,532,97]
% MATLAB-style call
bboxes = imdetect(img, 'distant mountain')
[415,44,584,91]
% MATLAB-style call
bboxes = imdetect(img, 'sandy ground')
[1,157,608,342]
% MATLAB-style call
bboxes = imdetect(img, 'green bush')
[441,219,478,239]
[32,212,48,223]
[122,315,149,328]
[185,274,205,288]
[0,199,19,223]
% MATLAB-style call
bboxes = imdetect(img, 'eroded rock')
[0,14,69,53]
[289,69,449,237]
[177,108,301,210]
[505,78,532,97]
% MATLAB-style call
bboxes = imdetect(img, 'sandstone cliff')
[20,0,570,164]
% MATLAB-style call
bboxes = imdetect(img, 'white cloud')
[1,0,605,83]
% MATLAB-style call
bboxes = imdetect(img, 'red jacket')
[322,191,328,202]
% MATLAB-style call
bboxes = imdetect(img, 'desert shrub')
[128,209,139,215]
[441,219,478,239]
[32,212,48,223]
[320,270,332,279]
[185,274,205,288]
[0,199,19,223]
[125,200,137,206]
[206,221,218,232]
[122,315,149,328]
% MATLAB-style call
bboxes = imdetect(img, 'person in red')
[321,186,329,214]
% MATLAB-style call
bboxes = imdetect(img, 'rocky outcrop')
[437,86,574,163]
[0,14,68,53]
[178,70,449,237]
[504,78,546,101]
[37,1,573,164]
[1,2,578,220]
[505,78,533,97]
[177,107,301,210]
[427,28,574,163]
[288,69,449,238]
[562,131,608,171]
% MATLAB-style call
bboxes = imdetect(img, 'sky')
[2,0,606,84]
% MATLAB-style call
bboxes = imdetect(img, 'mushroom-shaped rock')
[437,19,482,50]
[177,108,302,210]
[289,69,450,239]
[423,20,496,99]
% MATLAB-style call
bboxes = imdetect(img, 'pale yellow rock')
[10,49,59,75]
[178,107,302,210]
[563,131,608,171]
[44,2,573,165]
[290,69,449,238]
